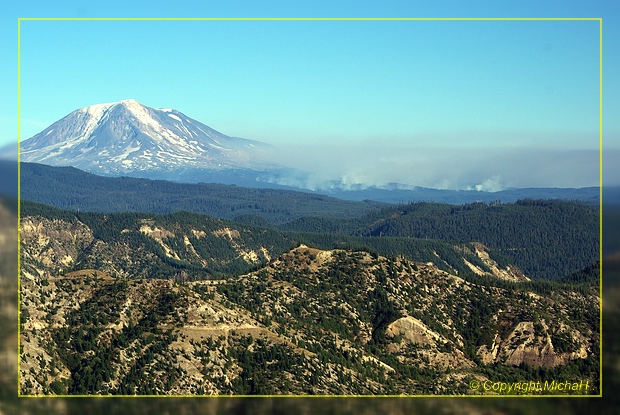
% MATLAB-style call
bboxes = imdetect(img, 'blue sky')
[1,1,618,189]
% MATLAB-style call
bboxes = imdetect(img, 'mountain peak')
[78,99,145,117]
[19,101,273,176]
[117,99,151,114]
[119,98,140,105]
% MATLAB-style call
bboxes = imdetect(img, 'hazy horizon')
[4,14,612,189]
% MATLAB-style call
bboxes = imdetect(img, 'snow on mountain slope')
[18,99,274,175]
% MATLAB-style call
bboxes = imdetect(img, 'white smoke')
[473,176,504,192]
[261,144,600,191]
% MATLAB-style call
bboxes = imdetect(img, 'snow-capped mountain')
[18,99,274,176]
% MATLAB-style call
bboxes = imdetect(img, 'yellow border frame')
[16,17,604,398]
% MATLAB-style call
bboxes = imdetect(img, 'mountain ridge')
[20,199,520,281]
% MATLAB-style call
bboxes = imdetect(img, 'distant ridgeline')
[19,162,385,224]
[20,161,600,221]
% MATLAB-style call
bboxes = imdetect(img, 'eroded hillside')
[20,243,599,395]
[20,202,297,281]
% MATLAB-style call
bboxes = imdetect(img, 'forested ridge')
[21,190,599,282]
[20,200,510,281]
[279,200,599,280]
